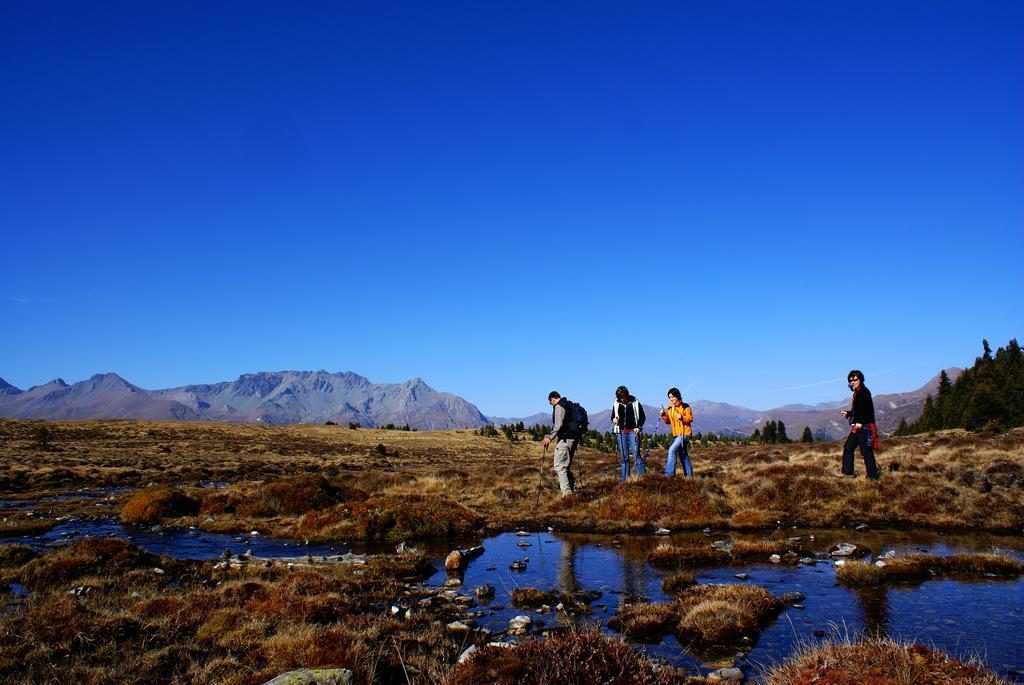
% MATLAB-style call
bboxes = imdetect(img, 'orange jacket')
[661,403,693,437]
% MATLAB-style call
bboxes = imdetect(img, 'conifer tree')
[762,421,777,444]
[777,420,789,443]
[801,426,813,443]
[896,417,909,435]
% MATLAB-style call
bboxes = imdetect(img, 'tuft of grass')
[607,603,680,641]
[0,543,40,569]
[298,494,483,542]
[648,538,797,569]
[0,516,57,536]
[510,587,563,607]
[661,572,697,596]
[120,486,199,525]
[443,626,690,684]
[610,583,782,646]
[675,584,781,644]
[648,543,729,568]
[837,552,1024,587]
[762,635,1006,684]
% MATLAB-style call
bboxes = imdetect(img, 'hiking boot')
[835,472,855,478]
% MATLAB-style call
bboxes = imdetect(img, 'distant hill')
[0,368,962,438]
[0,371,489,430]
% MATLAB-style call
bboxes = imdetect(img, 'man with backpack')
[542,391,586,496]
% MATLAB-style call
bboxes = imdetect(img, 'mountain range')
[0,368,960,439]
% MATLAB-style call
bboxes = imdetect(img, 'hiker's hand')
[840,410,849,417]
[542,437,551,447]
[854,423,863,430]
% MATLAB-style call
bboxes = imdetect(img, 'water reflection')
[854,586,890,637]
[557,538,578,597]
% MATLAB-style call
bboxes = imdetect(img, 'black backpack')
[560,400,589,439]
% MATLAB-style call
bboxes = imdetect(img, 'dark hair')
[548,391,561,400]
[847,370,864,382]
[615,385,629,399]
[667,387,681,401]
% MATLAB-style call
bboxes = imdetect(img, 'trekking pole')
[577,438,584,490]
[537,444,548,509]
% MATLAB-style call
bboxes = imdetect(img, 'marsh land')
[1,419,1022,684]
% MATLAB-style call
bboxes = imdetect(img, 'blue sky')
[2,1,1021,417]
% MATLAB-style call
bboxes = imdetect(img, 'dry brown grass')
[609,583,782,646]
[0,535,467,684]
[762,636,1006,684]
[443,626,697,684]
[648,538,800,569]
[1,420,1019,684]
[2,420,1022,536]
[836,552,1024,587]
[120,486,200,524]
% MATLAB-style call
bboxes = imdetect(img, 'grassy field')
[1,419,1021,684]
[2,419,1022,539]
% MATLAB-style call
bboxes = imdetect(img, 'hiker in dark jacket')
[611,385,646,480]
[542,391,577,495]
[838,369,880,480]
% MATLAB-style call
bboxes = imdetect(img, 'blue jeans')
[617,432,644,480]
[665,435,691,476]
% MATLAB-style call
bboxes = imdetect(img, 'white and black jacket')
[610,396,646,433]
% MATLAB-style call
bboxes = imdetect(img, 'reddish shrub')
[121,487,199,524]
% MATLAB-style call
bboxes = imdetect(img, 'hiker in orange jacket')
[660,387,693,476]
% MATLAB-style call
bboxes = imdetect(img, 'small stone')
[457,645,478,664]
[517,540,532,547]
[734,573,749,580]
[261,668,354,685]
[509,560,527,571]
[508,615,533,635]
[447,621,471,633]
[769,554,782,563]
[875,560,887,567]
[799,557,815,565]
[707,667,745,682]
[444,577,463,588]
[834,559,847,566]
[855,523,869,531]
[515,530,530,536]
[655,527,671,535]
[250,530,260,536]
[781,592,806,604]
[830,542,859,557]
[473,584,495,599]
[153,567,165,575]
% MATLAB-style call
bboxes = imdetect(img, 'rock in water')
[830,542,859,557]
[473,584,495,599]
[707,667,745,682]
[508,615,533,635]
[262,668,354,685]
[445,550,464,570]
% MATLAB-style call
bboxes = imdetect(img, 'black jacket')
[849,386,876,425]
[611,396,646,432]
